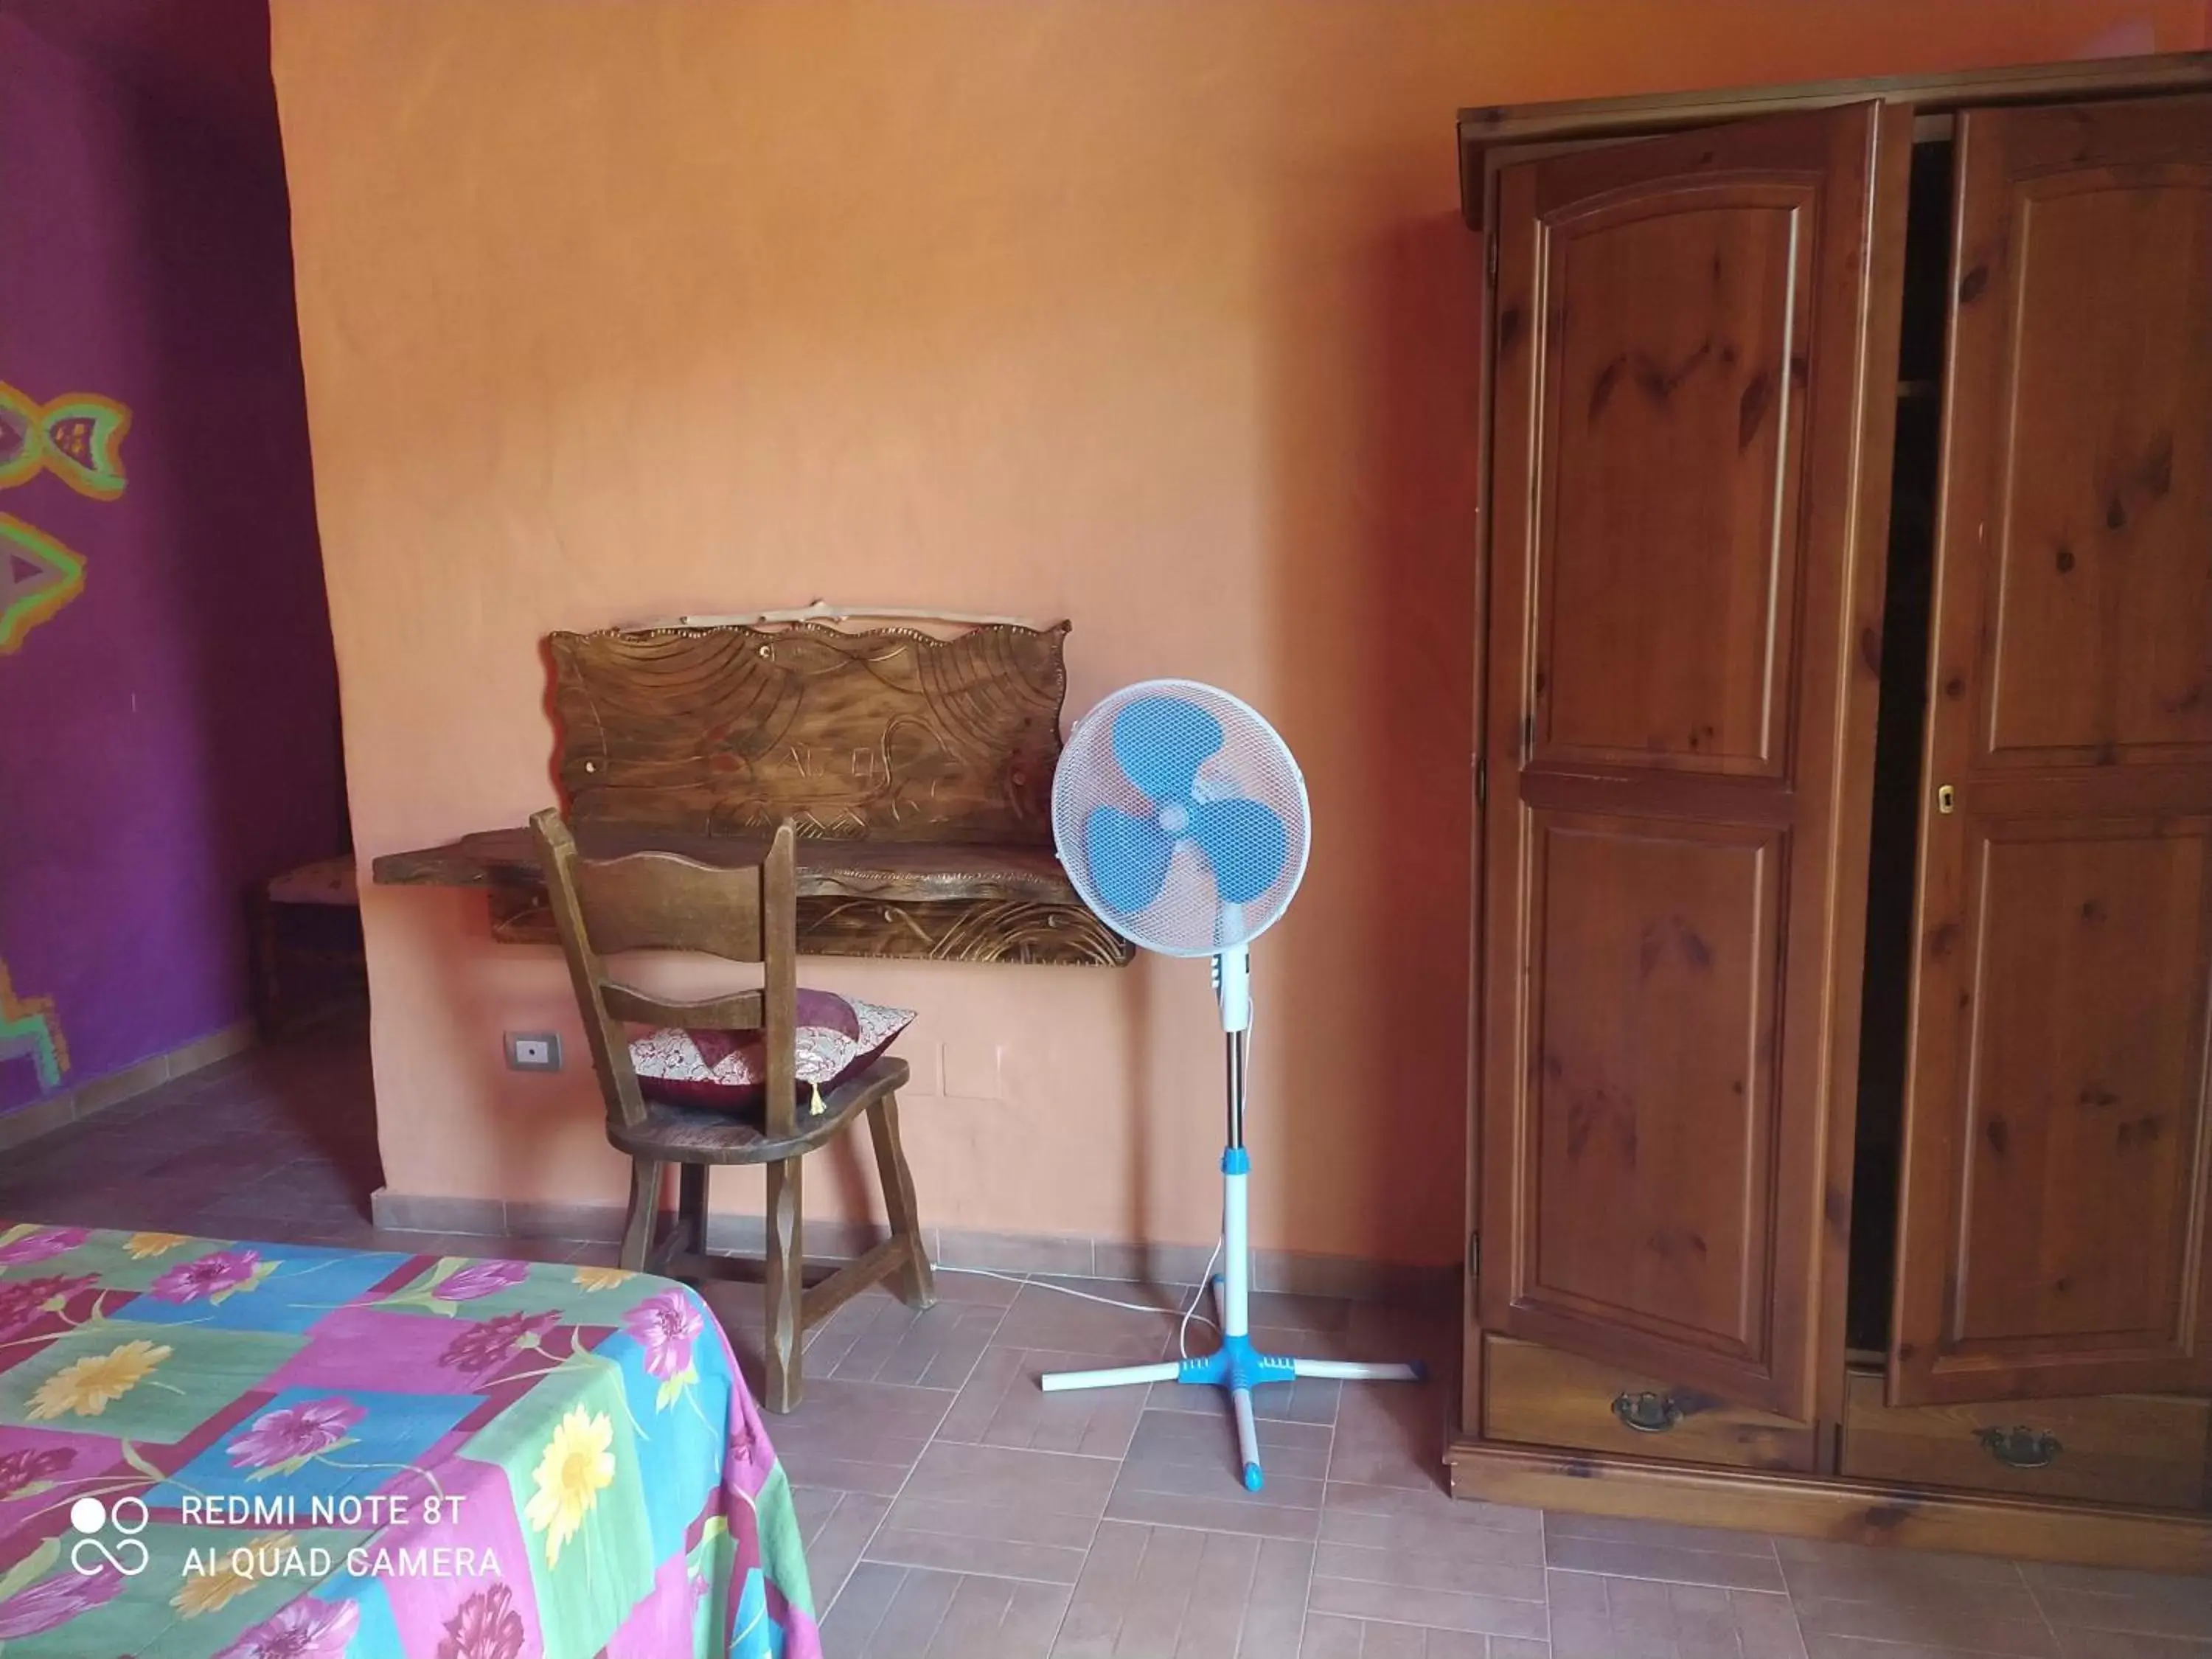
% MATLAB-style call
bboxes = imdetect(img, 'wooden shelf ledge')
[372,825,1133,967]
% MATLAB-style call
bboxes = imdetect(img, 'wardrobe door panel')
[1534,190,1806,778]
[1891,95,2212,1406]
[1481,101,1905,1419]
[1527,813,1784,1356]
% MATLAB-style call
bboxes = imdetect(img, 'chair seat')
[266,855,360,907]
[608,1055,910,1165]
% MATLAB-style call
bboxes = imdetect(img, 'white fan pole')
[1040,944,1425,1491]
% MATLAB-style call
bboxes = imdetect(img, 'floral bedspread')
[0,1222,818,1658]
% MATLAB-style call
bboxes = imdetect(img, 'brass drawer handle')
[1612,1391,1684,1434]
[1976,1426,2062,1469]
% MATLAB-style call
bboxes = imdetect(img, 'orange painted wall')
[271,0,2207,1267]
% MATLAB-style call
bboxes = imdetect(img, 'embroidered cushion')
[628,989,915,1119]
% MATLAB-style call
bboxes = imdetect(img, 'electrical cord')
[939,1006,1257,1363]
[1176,1235,1224,1359]
[938,1263,1222,1338]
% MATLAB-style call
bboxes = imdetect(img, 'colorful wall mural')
[0,0,344,1117]
[0,959,69,1091]
[0,384,130,658]
[0,380,127,1085]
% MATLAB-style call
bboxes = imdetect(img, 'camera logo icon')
[69,1495,150,1577]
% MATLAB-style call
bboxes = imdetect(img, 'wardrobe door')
[1890,95,2212,1407]
[1480,101,1906,1419]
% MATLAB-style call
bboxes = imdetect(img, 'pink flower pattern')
[151,1247,262,1304]
[0,1227,86,1266]
[0,1445,74,1500]
[215,1596,361,1659]
[0,1273,94,1337]
[0,1224,816,1655]
[440,1310,558,1377]
[437,1580,526,1659]
[431,1259,529,1303]
[623,1287,703,1382]
[228,1397,366,1471]
[0,1563,121,1639]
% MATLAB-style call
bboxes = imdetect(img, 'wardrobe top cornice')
[1457,49,2212,229]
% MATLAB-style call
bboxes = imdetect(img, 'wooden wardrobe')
[1455,53,2212,1571]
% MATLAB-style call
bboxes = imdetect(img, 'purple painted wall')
[0,0,344,1113]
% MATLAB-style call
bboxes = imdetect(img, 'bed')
[0,1221,819,1658]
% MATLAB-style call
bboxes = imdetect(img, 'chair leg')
[764,1155,804,1413]
[620,1158,662,1273]
[677,1163,707,1256]
[250,891,282,1037]
[867,1091,936,1311]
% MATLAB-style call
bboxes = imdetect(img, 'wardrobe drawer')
[1481,1335,1818,1472]
[1840,1371,2210,1509]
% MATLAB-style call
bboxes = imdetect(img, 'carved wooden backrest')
[546,620,1070,844]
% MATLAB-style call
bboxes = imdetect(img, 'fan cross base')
[1039,1147,1426,1492]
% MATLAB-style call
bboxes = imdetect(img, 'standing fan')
[1041,681,1423,1490]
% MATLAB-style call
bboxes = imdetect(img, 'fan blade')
[1186,797,1289,905]
[1085,804,1176,916]
[1112,695,1222,805]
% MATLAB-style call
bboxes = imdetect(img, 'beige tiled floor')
[4,1022,2212,1657]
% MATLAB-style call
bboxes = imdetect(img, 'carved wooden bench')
[372,617,1132,967]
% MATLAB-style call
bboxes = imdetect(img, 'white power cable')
[939,1011,1257,1363]
[1176,1235,1224,1359]
[938,1263,1222,1333]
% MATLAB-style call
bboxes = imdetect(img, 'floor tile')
[1550,1511,1783,1560]
[1327,1371,1453,1491]
[1051,1520,1310,1657]
[1308,1514,1548,1637]
[805,1287,1006,1389]
[1792,1594,2053,1656]
[1321,1480,1546,1562]
[1314,1534,1546,1604]
[2027,1564,2212,1642]
[767,1377,955,1495]
[992,1276,1189,1360]
[1124,1402,1334,1483]
[1545,1513,1787,1593]
[824,1561,1073,1659]
[940,1344,1154,1458]
[1104,1408,1329,1541]
[794,1484,894,1614]
[880,1439,1119,1576]
[1781,1542,2034,1616]
[1297,1613,1489,1657]
[1148,1372,1343,1426]
[1305,1564,1548,1641]
[1549,1571,1802,1658]
[2047,1633,2212,1659]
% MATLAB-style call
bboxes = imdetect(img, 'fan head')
[1052,679,1310,957]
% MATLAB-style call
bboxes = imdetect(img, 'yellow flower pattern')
[173,1534,293,1615]
[571,1265,634,1292]
[28,1338,172,1419]
[524,1406,615,1567]
[125,1231,189,1259]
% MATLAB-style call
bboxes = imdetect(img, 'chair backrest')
[531,807,800,1136]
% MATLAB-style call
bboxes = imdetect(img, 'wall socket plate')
[504,1032,563,1072]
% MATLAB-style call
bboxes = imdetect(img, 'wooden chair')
[531,807,935,1411]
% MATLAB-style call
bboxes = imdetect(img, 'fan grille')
[1052,679,1310,956]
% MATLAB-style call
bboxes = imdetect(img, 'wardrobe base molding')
[1445,1438,2212,1574]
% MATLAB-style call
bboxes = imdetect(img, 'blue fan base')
[1177,1328,1296,1394]
[1172,1293,1428,1493]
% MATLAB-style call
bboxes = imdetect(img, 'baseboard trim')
[0,1021,257,1153]
[368,1187,1452,1305]
[1447,1437,2212,1573]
